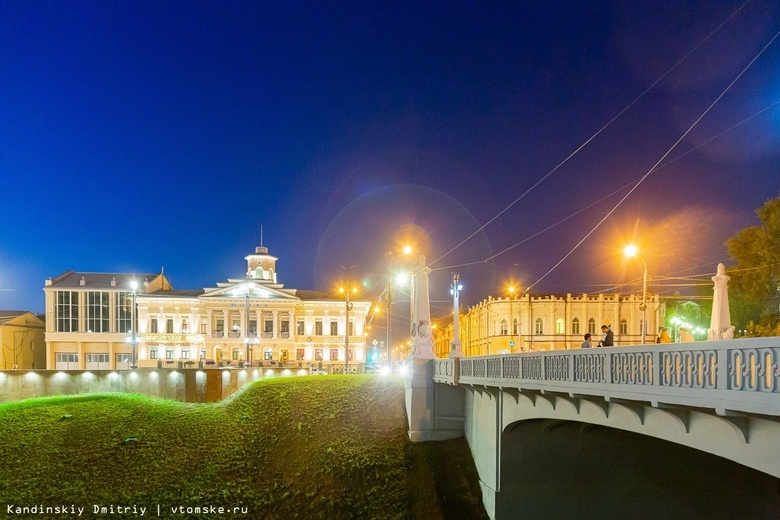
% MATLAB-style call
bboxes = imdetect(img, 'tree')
[726,195,780,333]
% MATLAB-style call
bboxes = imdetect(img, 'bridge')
[405,337,780,519]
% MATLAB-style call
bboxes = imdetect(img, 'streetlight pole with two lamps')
[624,245,649,345]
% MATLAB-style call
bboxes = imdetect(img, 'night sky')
[1,1,779,327]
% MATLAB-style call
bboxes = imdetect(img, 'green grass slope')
[0,375,487,520]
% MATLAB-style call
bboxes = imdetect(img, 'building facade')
[432,292,664,357]
[43,243,371,371]
[0,311,46,369]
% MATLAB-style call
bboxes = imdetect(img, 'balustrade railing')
[432,338,780,416]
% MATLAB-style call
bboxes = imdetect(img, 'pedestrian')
[580,333,593,348]
[679,327,695,342]
[658,328,671,344]
[599,325,614,347]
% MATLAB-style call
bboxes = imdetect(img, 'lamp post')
[508,286,516,352]
[339,286,357,374]
[624,245,648,345]
[130,280,137,369]
[449,273,463,358]
[385,246,411,370]
[245,288,251,367]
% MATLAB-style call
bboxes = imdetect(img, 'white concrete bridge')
[406,337,780,519]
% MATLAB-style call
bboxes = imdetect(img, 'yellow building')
[433,292,664,357]
[0,311,46,369]
[43,243,371,370]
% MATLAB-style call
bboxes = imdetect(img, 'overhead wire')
[428,0,755,269]
[522,28,780,295]
[431,96,780,273]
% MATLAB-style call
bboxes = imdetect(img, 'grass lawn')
[0,375,487,519]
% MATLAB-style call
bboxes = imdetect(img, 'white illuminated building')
[43,242,371,371]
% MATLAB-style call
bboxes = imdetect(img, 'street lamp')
[130,280,138,369]
[624,245,648,345]
[385,246,411,369]
[508,285,517,352]
[449,273,463,358]
[339,285,357,374]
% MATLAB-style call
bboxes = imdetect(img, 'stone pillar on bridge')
[405,255,465,441]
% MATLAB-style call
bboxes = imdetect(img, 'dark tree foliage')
[726,196,780,335]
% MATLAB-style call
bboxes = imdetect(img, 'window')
[535,318,544,335]
[314,348,323,361]
[348,321,354,336]
[150,319,158,333]
[166,319,174,334]
[555,318,564,335]
[500,319,508,335]
[201,323,207,334]
[296,348,304,360]
[315,321,323,336]
[86,291,109,333]
[200,349,206,359]
[232,349,239,360]
[231,319,240,332]
[249,319,257,334]
[150,348,158,359]
[165,348,174,359]
[572,318,580,335]
[347,348,354,361]
[216,318,224,332]
[264,320,273,333]
[116,292,133,333]
[330,321,338,336]
[264,349,273,360]
[620,319,628,335]
[280,320,290,333]
[56,291,79,332]
[588,318,596,335]
[181,318,189,334]
[181,349,190,359]
[513,319,519,335]
[330,348,339,361]
[55,352,79,369]
[297,320,304,335]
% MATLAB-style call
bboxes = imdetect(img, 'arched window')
[572,318,580,334]
[535,318,544,335]
[513,318,519,335]
[619,319,628,335]
[588,318,596,334]
[500,319,508,335]
[555,318,564,334]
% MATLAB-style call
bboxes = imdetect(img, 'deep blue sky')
[1,1,779,324]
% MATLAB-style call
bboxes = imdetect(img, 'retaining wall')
[0,367,313,404]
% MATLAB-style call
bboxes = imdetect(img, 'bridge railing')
[433,337,780,416]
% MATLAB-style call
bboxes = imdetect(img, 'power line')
[429,0,755,269]
[523,27,780,295]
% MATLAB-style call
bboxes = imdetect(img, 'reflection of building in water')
[43,241,370,370]
[432,293,664,356]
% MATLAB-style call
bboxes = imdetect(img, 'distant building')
[0,311,46,369]
[432,293,665,356]
[43,242,371,371]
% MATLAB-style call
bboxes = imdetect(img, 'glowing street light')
[339,285,358,374]
[624,245,648,345]
[385,247,411,369]
[130,280,138,369]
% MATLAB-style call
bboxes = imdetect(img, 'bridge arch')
[497,418,780,520]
